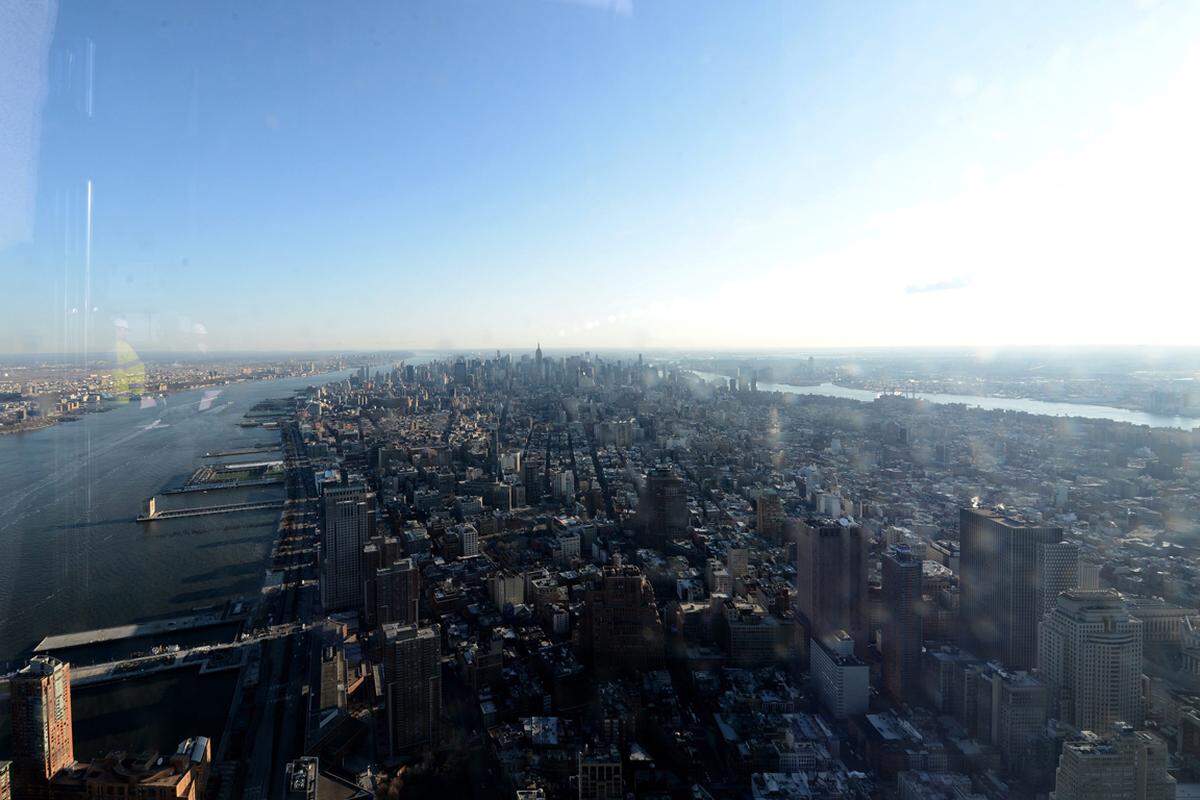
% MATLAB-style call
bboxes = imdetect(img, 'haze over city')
[5,4,1200,800]
[3,1,1200,352]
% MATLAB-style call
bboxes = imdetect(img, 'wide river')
[0,370,353,664]
[690,371,1200,431]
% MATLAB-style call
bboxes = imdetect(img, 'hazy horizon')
[3,1,1200,353]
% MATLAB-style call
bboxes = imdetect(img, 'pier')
[161,476,284,495]
[35,611,227,653]
[138,496,286,522]
[202,445,279,458]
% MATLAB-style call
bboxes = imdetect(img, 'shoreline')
[688,371,1200,431]
[0,371,336,438]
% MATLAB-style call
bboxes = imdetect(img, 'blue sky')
[2,0,1199,353]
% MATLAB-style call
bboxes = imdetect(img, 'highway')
[234,418,320,800]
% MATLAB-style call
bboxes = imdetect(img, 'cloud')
[905,276,972,295]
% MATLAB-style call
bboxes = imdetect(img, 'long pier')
[202,445,279,458]
[162,476,284,495]
[138,498,286,522]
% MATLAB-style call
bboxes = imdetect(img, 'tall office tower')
[523,459,543,504]
[756,490,785,542]
[0,760,9,800]
[9,656,74,800]
[374,558,420,627]
[958,507,1077,669]
[382,623,442,755]
[457,522,480,558]
[362,536,405,627]
[584,556,665,671]
[638,466,688,546]
[792,519,868,656]
[1039,589,1144,731]
[810,630,870,719]
[725,547,749,579]
[979,666,1048,769]
[882,545,923,702]
[320,483,372,612]
[1053,725,1175,800]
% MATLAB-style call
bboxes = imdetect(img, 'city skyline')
[4,2,1200,796]
[3,1,1200,352]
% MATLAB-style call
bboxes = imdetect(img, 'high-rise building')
[1053,725,1175,800]
[882,545,923,702]
[363,535,405,627]
[1039,589,1144,731]
[756,491,785,541]
[9,655,74,800]
[720,597,787,666]
[584,555,665,671]
[523,459,544,504]
[978,666,1048,769]
[726,547,749,579]
[550,468,574,500]
[809,630,869,720]
[320,483,373,612]
[792,518,868,655]
[638,466,688,545]
[0,760,11,800]
[382,623,442,755]
[373,558,420,627]
[489,569,525,609]
[455,522,480,558]
[958,507,1077,669]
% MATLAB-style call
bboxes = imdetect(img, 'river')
[0,370,354,665]
[689,371,1200,431]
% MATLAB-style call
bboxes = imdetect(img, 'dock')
[34,611,227,653]
[138,498,286,522]
[161,476,284,495]
[202,445,279,458]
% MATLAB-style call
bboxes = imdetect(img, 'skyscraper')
[810,630,870,720]
[756,490,784,542]
[320,483,372,612]
[374,558,420,627]
[638,466,688,546]
[9,656,74,800]
[978,666,1048,769]
[1053,725,1174,800]
[382,622,442,755]
[1039,589,1144,731]
[792,518,868,655]
[584,555,665,671]
[958,507,1077,669]
[882,545,923,702]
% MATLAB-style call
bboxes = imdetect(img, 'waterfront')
[0,370,352,665]
[690,371,1200,431]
